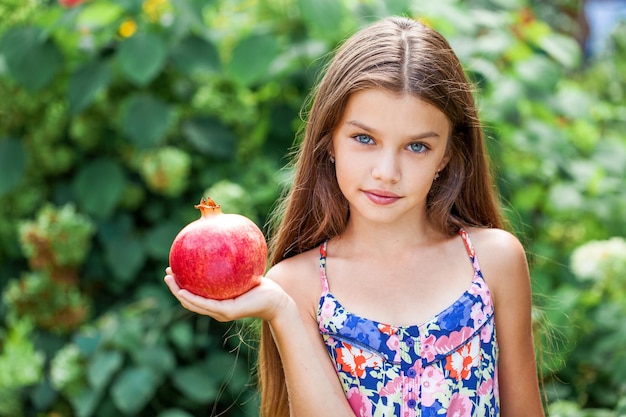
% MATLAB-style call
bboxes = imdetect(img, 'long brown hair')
[258,16,503,417]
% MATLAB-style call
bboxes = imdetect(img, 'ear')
[438,153,451,172]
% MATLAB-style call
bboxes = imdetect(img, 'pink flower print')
[444,338,480,381]
[434,326,474,355]
[421,366,446,407]
[346,387,373,417]
[386,333,401,362]
[325,335,338,349]
[319,298,336,324]
[470,302,486,327]
[480,320,493,343]
[319,297,347,329]
[380,375,403,396]
[478,287,493,313]
[421,334,437,362]
[477,378,493,396]
[447,392,473,416]
[494,366,500,396]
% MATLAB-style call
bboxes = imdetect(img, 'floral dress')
[317,229,499,417]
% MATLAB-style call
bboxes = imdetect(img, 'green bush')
[0,0,625,416]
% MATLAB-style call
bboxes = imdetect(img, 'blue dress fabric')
[317,229,500,416]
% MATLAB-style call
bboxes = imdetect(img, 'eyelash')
[408,142,428,153]
[353,134,373,145]
[351,134,430,154]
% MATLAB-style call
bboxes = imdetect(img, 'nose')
[371,150,401,183]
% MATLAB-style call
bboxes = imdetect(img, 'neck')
[336,216,446,255]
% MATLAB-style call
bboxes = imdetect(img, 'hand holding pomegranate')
[166,197,294,321]
[164,267,293,322]
[168,197,267,300]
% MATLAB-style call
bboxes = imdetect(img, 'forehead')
[339,88,451,137]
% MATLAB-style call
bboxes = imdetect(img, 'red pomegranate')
[59,0,85,7]
[169,198,267,300]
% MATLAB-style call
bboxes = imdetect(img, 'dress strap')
[459,228,482,276]
[319,240,330,294]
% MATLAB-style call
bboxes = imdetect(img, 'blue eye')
[353,134,373,145]
[408,142,427,153]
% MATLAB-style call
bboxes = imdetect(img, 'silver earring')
[434,171,440,180]
[330,156,335,163]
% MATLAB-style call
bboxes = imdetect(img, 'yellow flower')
[118,19,137,38]
[416,17,433,28]
[142,0,170,22]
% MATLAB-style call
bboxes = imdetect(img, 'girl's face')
[331,88,451,226]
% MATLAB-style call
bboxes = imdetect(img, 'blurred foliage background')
[0,0,625,416]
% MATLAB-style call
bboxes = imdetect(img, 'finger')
[173,287,255,321]
[162,275,221,316]
[165,266,173,275]
[176,292,232,320]
[164,275,182,295]
[176,289,220,311]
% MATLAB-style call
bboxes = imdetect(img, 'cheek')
[334,161,348,186]
[334,160,358,193]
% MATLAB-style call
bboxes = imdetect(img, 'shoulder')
[466,229,545,415]
[466,227,527,262]
[265,245,322,314]
[465,227,530,305]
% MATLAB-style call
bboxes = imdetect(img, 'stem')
[194,197,222,217]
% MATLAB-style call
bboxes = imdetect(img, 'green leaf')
[168,322,194,354]
[104,233,146,284]
[512,183,545,212]
[382,0,411,15]
[87,350,124,390]
[72,158,126,218]
[157,410,195,417]
[297,0,346,36]
[31,380,57,411]
[120,93,172,148]
[539,33,582,69]
[143,221,181,260]
[69,385,103,417]
[103,309,144,351]
[117,33,167,86]
[170,35,220,75]
[77,2,124,28]
[171,365,218,403]
[548,183,584,211]
[73,332,102,356]
[170,0,207,30]
[595,140,626,176]
[182,117,236,159]
[68,60,112,115]
[227,33,280,86]
[0,27,63,91]
[111,367,160,415]
[551,84,591,119]
[205,351,248,394]
[131,345,176,375]
[514,55,561,91]
[0,137,27,196]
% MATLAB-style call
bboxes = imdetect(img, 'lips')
[363,189,401,205]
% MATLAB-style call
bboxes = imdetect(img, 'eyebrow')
[345,120,441,140]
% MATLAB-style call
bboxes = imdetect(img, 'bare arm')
[472,229,545,417]
[164,261,355,417]
[264,258,355,417]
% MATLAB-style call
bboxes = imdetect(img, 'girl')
[165,16,545,417]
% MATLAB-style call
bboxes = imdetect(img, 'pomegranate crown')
[194,197,222,214]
